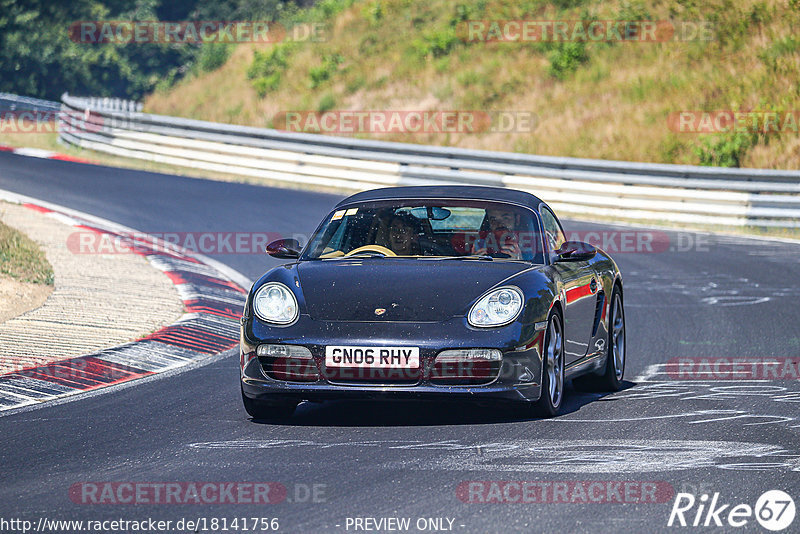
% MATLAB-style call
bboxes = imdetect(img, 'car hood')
[296,259,532,322]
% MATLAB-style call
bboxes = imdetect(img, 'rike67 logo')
[668,490,795,531]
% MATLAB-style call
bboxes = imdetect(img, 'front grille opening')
[257,344,319,382]
[430,357,501,386]
[323,365,421,386]
[260,356,320,382]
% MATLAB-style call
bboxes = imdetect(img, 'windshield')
[301,199,544,263]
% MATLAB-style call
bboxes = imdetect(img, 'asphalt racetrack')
[1,151,799,533]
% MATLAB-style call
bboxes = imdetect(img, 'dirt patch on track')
[0,275,52,323]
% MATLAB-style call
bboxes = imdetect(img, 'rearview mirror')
[555,241,597,262]
[429,207,451,220]
[266,238,302,259]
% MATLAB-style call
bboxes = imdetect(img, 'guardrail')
[58,93,800,228]
[0,92,61,112]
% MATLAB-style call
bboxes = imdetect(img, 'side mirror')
[555,241,597,262]
[266,238,302,259]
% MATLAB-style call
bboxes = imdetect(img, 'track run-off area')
[1,151,799,533]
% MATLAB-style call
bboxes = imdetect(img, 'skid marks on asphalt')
[624,271,800,308]
[406,439,800,474]
[188,438,800,474]
[577,380,800,428]
[187,380,800,473]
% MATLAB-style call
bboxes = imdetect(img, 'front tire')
[241,386,298,419]
[535,308,565,418]
[603,287,626,390]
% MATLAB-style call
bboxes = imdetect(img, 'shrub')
[759,36,800,73]
[693,132,757,167]
[409,28,458,61]
[252,73,282,97]
[617,0,652,22]
[450,2,486,26]
[548,42,589,79]
[317,92,336,113]
[362,1,384,25]
[197,41,233,73]
[308,53,344,89]
[304,0,356,22]
[247,44,293,97]
[551,0,587,8]
[345,74,366,94]
[749,2,772,25]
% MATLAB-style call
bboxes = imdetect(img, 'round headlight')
[253,282,298,325]
[468,286,523,327]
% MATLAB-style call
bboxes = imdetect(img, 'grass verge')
[0,216,54,285]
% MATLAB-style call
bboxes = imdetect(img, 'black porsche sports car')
[240,185,625,418]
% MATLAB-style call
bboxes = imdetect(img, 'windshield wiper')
[341,251,388,258]
[429,255,494,261]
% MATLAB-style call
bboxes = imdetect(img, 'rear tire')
[574,286,625,392]
[241,386,298,420]
[534,308,565,418]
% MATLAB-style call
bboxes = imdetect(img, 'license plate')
[325,346,420,369]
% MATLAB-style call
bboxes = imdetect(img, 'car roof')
[334,185,546,209]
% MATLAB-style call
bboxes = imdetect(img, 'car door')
[540,206,597,365]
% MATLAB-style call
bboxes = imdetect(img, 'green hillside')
[143,0,800,169]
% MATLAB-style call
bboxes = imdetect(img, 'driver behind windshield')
[387,212,421,256]
[303,202,542,263]
[472,207,523,259]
